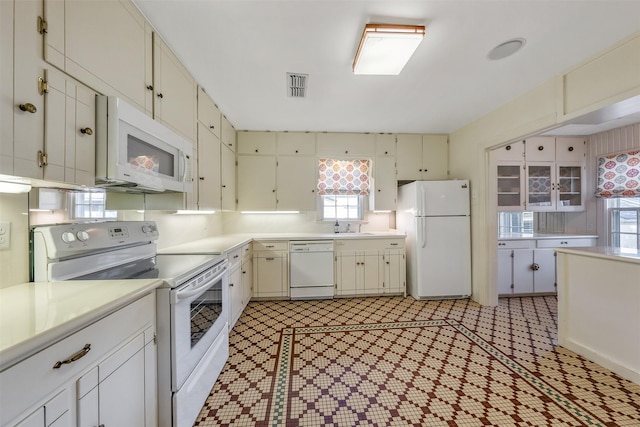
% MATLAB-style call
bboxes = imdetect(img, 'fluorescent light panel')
[241,211,300,214]
[353,24,425,75]
[0,181,31,194]
[175,210,216,215]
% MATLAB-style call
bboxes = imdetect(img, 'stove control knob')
[142,225,155,234]
[61,232,76,243]
[76,231,90,242]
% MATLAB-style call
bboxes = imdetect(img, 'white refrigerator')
[397,180,472,299]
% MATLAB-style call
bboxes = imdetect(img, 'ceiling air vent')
[287,73,308,98]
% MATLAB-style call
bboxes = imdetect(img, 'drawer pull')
[266,257,275,261]
[266,245,275,248]
[53,344,91,369]
[390,243,398,246]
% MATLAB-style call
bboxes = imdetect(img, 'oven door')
[170,263,228,390]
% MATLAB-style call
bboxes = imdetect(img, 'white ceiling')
[132,0,640,135]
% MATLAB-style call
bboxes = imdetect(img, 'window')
[498,211,534,234]
[608,197,640,253]
[70,191,118,220]
[317,158,370,221]
[322,194,364,220]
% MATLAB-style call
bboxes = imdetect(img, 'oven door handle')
[175,269,227,301]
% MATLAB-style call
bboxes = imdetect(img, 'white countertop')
[498,232,599,241]
[158,231,406,255]
[555,246,640,265]
[0,279,162,371]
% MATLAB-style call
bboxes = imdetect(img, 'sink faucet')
[346,223,351,233]
[358,223,362,233]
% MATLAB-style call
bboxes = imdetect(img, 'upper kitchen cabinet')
[493,142,525,211]
[3,1,96,187]
[316,133,376,157]
[237,156,276,211]
[276,156,317,212]
[43,0,154,113]
[197,87,221,139]
[370,156,397,211]
[523,137,586,212]
[396,134,448,181]
[238,132,276,155]
[221,116,236,152]
[276,132,316,155]
[221,144,237,211]
[152,34,197,142]
[276,132,317,211]
[375,134,396,157]
[197,122,222,211]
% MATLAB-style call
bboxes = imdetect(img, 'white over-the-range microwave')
[95,96,193,193]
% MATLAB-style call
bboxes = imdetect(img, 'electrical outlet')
[0,221,10,249]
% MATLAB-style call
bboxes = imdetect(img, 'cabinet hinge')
[154,334,157,344]
[38,77,49,95]
[510,252,514,258]
[38,150,48,168]
[38,16,48,34]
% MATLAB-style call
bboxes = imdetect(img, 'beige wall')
[0,193,29,289]
[450,31,640,306]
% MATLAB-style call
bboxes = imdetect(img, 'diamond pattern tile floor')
[193,296,640,426]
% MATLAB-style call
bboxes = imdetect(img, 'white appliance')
[397,180,472,299]
[290,241,334,300]
[95,96,193,193]
[31,221,228,427]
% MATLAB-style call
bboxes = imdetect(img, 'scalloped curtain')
[595,149,640,198]
[317,159,370,196]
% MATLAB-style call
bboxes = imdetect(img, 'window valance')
[595,149,640,198]
[317,159,370,196]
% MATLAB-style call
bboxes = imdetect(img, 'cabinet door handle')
[157,93,164,99]
[53,344,91,369]
[80,127,93,135]
[531,263,540,271]
[229,283,234,287]
[146,84,154,91]
[19,103,37,113]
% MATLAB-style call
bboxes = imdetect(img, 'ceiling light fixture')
[353,24,425,75]
[487,38,526,60]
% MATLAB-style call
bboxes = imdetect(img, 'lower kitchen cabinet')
[334,238,405,297]
[253,241,288,299]
[335,251,380,296]
[498,237,596,296]
[77,327,155,427]
[229,243,253,328]
[0,293,157,427]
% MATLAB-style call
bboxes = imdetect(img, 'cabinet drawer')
[379,239,405,250]
[536,238,596,248]
[227,247,242,266]
[497,240,534,249]
[0,293,155,425]
[253,241,288,252]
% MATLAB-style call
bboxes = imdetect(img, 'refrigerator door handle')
[417,218,426,248]
[418,186,426,217]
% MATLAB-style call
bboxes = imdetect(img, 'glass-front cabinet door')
[525,162,554,211]
[556,162,585,211]
[496,162,524,211]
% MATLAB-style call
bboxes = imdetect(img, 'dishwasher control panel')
[290,241,334,252]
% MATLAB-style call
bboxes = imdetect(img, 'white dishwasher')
[290,241,335,300]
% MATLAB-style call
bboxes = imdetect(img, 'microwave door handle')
[181,152,188,183]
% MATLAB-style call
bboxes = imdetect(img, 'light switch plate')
[0,221,11,249]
